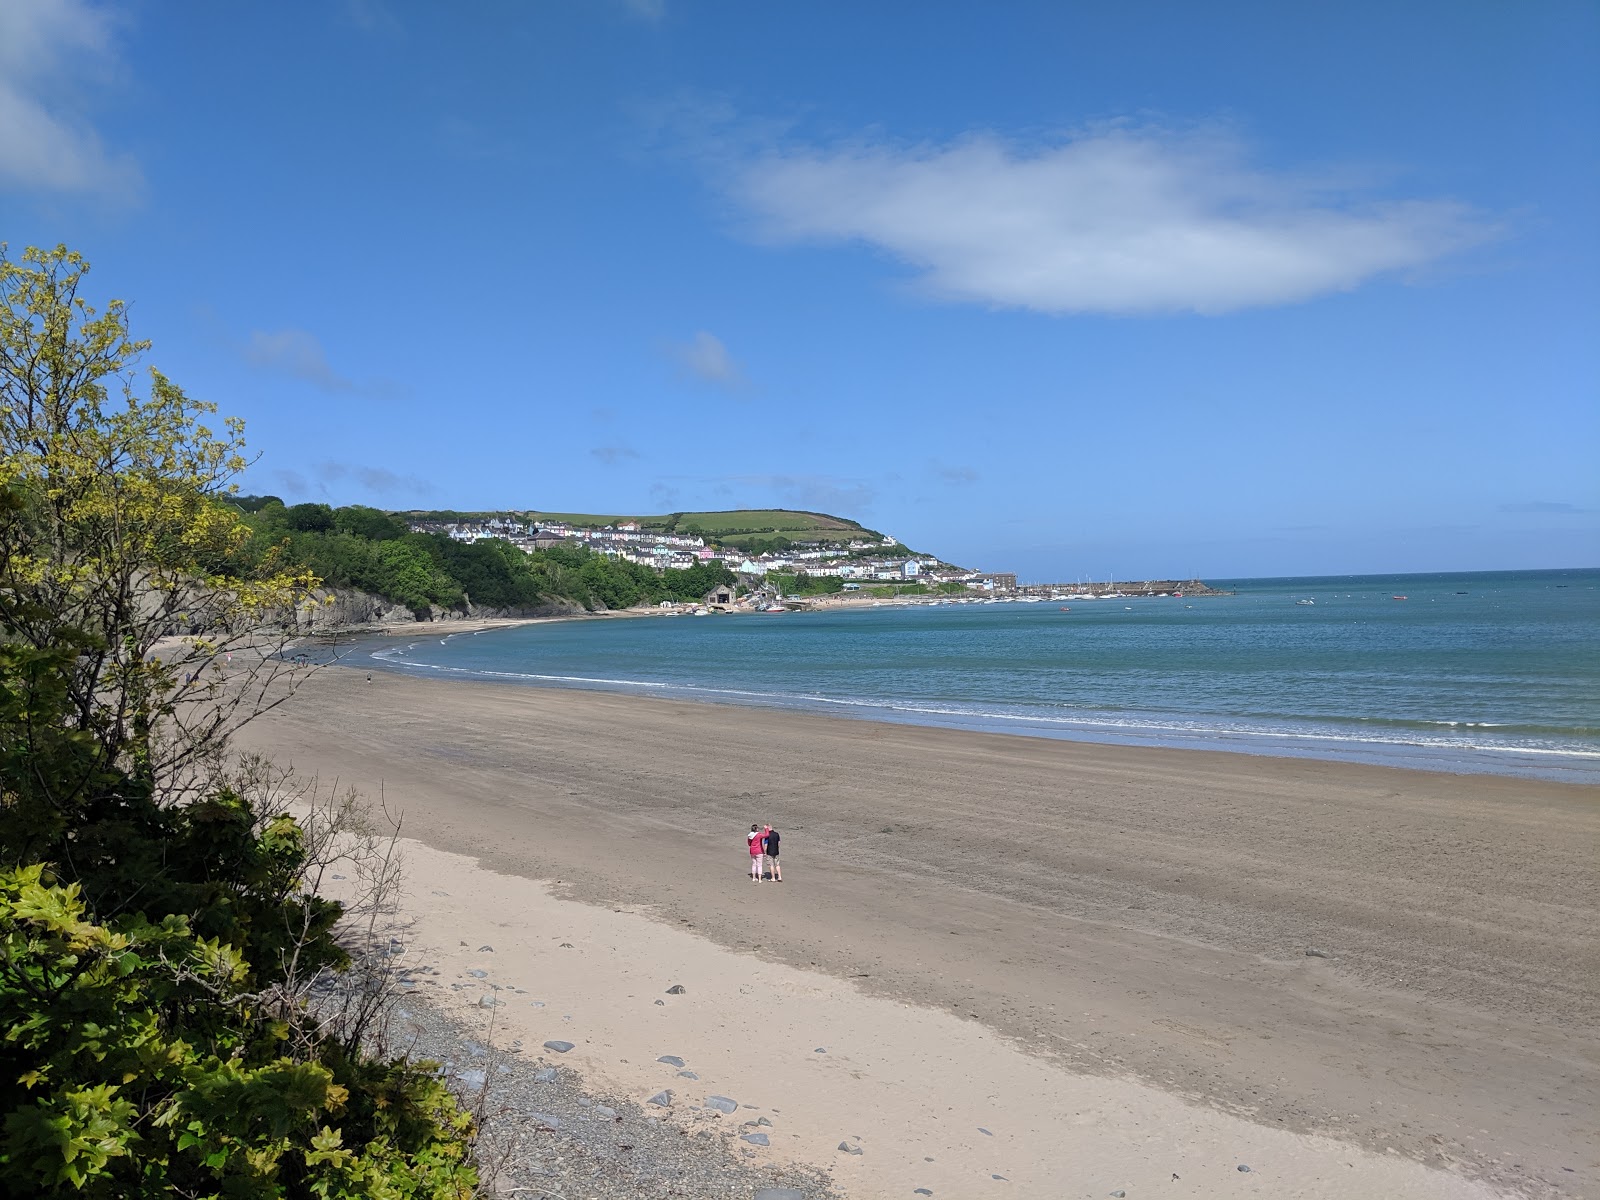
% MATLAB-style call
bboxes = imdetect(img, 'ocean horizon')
[340,566,1600,784]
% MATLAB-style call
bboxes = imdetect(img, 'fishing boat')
[1296,598,1315,606]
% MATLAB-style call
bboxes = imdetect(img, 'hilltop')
[404,508,895,552]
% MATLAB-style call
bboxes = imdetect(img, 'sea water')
[354,568,1600,783]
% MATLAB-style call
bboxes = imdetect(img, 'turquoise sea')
[351,569,1600,783]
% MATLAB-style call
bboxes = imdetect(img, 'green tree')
[334,505,409,542]
[0,246,477,1197]
[285,502,335,533]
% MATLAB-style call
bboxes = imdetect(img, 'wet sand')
[237,664,1599,1198]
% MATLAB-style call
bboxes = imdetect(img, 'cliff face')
[288,587,585,633]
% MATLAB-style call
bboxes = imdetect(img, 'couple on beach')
[747,823,782,883]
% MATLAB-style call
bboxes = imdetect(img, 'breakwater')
[1014,579,1230,597]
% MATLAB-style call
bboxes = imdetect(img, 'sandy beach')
[237,663,1599,1199]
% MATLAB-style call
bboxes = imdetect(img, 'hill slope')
[403,508,891,549]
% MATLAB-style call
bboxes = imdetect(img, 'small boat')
[1392,595,1408,601]
[1059,606,1071,611]
[1296,598,1314,605]
[765,604,785,613]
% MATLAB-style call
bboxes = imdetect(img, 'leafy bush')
[0,865,476,1199]
[0,245,479,1198]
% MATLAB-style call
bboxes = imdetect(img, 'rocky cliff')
[288,587,586,633]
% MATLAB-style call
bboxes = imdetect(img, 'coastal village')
[406,514,1019,595]
[406,514,1220,606]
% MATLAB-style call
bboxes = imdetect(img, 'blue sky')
[3,0,1596,579]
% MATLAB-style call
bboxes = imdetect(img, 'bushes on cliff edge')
[0,245,478,1197]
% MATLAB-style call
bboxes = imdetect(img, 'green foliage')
[0,246,478,1198]
[236,508,739,615]
[0,866,475,1199]
[333,506,408,543]
[285,503,335,533]
[232,495,285,513]
[768,572,845,597]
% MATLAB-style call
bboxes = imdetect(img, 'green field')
[520,508,884,545]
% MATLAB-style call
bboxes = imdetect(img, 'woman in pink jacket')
[747,823,765,882]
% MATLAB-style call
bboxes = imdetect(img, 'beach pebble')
[478,995,500,1008]
[838,1141,863,1155]
[978,1127,992,1136]
[742,1133,770,1146]
[753,1190,806,1200]
[533,1067,557,1082]
[543,1040,575,1053]
[1109,1192,1126,1198]
[654,999,665,1005]
[814,1047,826,1053]
[706,1095,739,1114]
[756,1116,773,1127]
[992,1176,1007,1181]
[677,1070,699,1080]
[648,1091,673,1107]
[657,1055,686,1067]
[915,1190,933,1196]
[530,1112,561,1129]
[1305,948,1328,958]
[467,969,487,978]
[478,945,494,952]
[593,1105,617,1120]
[666,984,687,994]
[577,1098,592,1108]
[1238,1164,1252,1172]
[530,1000,545,1007]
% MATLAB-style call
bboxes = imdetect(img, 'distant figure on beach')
[748,823,764,882]
[763,825,781,882]
[366,672,372,684]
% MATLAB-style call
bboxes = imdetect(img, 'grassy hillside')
[445,508,891,548]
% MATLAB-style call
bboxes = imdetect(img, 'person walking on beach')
[748,823,764,882]
[763,824,781,882]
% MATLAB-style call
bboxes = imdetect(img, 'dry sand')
[237,663,1599,1199]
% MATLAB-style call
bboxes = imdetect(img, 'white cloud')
[669,330,747,390]
[723,124,1493,315]
[0,0,139,196]
[244,328,355,392]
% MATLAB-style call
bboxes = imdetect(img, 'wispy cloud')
[270,461,433,501]
[620,0,666,22]
[242,327,403,398]
[590,445,640,465]
[315,461,433,497]
[245,329,356,392]
[933,462,979,485]
[1499,501,1588,514]
[710,121,1494,316]
[342,0,401,34]
[721,473,874,514]
[667,330,747,391]
[0,0,140,197]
